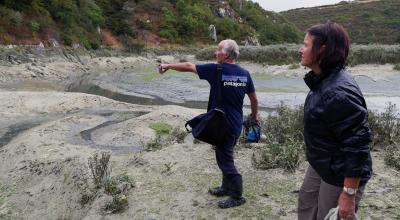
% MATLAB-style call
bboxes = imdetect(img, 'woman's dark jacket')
[303,67,372,187]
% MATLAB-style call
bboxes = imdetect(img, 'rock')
[209,25,217,42]
[49,38,59,48]
[31,72,37,78]
[244,36,261,46]
[156,55,175,64]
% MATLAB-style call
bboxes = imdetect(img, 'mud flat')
[0,49,399,219]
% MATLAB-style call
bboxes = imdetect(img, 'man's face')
[215,42,227,64]
[299,33,314,68]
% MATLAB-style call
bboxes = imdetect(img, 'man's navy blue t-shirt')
[196,63,255,136]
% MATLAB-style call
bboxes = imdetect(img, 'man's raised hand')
[158,64,169,74]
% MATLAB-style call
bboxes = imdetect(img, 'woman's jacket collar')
[304,67,343,90]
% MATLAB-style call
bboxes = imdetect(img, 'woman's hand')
[338,192,356,220]
[158,64,169,74]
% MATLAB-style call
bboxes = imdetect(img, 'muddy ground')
[0,48,399,219]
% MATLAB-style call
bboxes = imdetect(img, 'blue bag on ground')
[242,113,261,143]
[185,108,232,146]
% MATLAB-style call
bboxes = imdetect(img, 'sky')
[252,0,352,12]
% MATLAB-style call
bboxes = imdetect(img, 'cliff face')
[0,0,302,48]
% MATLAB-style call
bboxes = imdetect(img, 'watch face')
[344,187,356,195]
[348,188,355,195]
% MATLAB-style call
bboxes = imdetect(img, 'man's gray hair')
[222,39,239,60]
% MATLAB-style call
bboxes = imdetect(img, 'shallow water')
[66,68,400,113]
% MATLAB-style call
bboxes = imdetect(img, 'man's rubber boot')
[217,197,246,209]
[209,175,229,197]
[229,174,243,198]
[217,174,246,208]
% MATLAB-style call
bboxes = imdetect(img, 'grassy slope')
[281,0,400,44]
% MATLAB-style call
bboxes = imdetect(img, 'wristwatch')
[343,186,357,196]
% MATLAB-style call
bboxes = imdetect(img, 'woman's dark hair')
[307,21,350,70]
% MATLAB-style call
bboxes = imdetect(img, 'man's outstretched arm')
[159,63,197,74]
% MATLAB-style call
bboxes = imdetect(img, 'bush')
[384,144,400,171]
[196,44,400,65]
[169,127,187,144]
[146,134,163,151]
[150,122,173,135]
[348,45,400,65]
[88,152,112,188]
[252,104,305,172]
[394,64,400,71]
[252,137,304,172]
[368,103,400,148]
[196,44,300,64]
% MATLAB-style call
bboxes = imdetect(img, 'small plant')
[252,137,304,172]
[368,103,400,148]
[161,162,177,174]
[104,174,135,195]
[29,20,40,32]
[169,127,187,144]
[193,138,201,144]
[384,144,400,171]
[394,64,400,71]
[104,194,128,214]
[88,152,112,188]
[146,134,163,151]
[150,122,173,135]
[252,104,305,172]
[288,63,300,69]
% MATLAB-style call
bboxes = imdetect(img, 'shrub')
[88,152,112,188]
[289,63,300,69]
[384,144,400,171]
[368,103,400,148]
[104,194,128,213]
[252,104,305,172]
[29,20,40,32]
[348,45,400,65]
[252,137,304,172]
[150,122,173,135]
[196,44,400,65]
[146,134,163,151]
[394,64,400,71]
[196,44,300,64]
[169,127,187,144]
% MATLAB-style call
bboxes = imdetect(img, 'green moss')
[252,73,274,79]
[149,122,173,135]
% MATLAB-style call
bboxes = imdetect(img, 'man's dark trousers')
[215,135,242,198]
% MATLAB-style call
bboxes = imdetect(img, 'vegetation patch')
[368,103,400,148]
[394,64,400,71]
[197,44,400,65]
[150,122,173,135]
[147,125,187,151]
[252,73,274,79]
[252,104,305,172]
[252,103,400,171]
[84,152,135,214]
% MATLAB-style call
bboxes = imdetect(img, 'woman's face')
[299,33,314,68]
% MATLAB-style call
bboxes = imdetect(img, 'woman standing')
[298,22,372,220]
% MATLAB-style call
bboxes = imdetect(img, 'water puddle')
[0,122,41,147]
[68,83,209,109]
[79,111,149,154]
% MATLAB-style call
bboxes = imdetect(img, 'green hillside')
[0,0,302,49]
[281,0,400,44]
